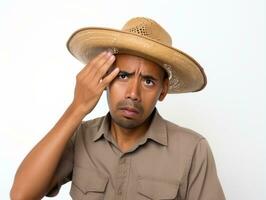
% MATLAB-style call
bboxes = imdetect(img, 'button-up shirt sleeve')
[184,138,226,200]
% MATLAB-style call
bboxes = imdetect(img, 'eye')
[144,79,155,86]
[117,72,129,80]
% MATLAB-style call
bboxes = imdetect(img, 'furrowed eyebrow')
[118,70,158,81]
[141,74,158,81]
[118,71,134,76]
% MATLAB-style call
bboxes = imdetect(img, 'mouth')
[119,107,140,118]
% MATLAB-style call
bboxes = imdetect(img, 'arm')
[10,51,119,200]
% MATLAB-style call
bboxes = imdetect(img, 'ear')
[159,78,169,101]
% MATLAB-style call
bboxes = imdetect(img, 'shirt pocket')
[70,166,108,200]
[137,177,179,200]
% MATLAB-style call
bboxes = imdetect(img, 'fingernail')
[110,55,115,60]
[107,51,112,57]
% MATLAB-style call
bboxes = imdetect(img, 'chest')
[70,139,189,200]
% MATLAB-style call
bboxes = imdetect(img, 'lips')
[119,107,140,118]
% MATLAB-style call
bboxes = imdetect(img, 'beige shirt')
[48,110,225,200]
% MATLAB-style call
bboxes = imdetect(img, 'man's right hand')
[71,51,119,116]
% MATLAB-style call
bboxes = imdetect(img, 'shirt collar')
[93,113,111,142]
[93,109,168,146]
[145,110,168,146]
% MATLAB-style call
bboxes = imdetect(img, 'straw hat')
[67,17,207,93]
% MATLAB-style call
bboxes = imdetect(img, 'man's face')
[106,54,169,129]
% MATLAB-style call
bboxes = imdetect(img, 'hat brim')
[67,27,207,93]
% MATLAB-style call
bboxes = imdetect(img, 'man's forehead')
[115,54,165,76]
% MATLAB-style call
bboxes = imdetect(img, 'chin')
[115,117,142,129]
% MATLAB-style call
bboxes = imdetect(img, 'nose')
[125,78,141,102]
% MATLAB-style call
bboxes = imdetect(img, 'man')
[10,17,225,199]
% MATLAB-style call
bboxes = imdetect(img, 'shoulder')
[165,119,204,144]
[74,115,106,142]
[163,118,208,157]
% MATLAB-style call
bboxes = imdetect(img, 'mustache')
[116,100,143,113]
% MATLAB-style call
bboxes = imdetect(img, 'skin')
[10,52,168,199]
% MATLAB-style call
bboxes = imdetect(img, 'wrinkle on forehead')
[115,54,165,79]
[133,58,145,75]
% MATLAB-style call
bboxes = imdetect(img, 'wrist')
[67,102,88,120]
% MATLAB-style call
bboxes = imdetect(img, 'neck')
[110,117,152,152]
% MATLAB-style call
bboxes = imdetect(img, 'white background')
[0,0,265,199]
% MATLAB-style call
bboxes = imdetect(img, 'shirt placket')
[115,154,131,200]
